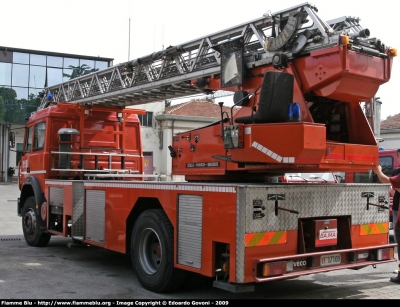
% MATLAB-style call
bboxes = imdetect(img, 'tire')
[22,196,51,247]
[131,209,187,292]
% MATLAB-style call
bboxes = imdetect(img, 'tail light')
[262,261,287,277]
[376,248,394,260]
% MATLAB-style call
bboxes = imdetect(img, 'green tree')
[0,88,41,124]
[63,64,98,80]
[0,87,17,123]
[13,94,41,123]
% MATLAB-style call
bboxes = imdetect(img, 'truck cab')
[18,103,145,218]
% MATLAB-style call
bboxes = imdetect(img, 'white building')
[380,113,400,150]
[136,99,238,181]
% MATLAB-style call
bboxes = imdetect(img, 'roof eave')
[155,114,219,122]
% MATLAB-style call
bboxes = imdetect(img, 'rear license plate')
[320,253,341,266]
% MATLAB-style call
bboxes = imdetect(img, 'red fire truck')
[16,3,397,293]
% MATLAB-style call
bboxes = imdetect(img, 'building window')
[138,112,153,127]
[29,66,46,88]
[96,61,109,70]
[30,54,46,66]
[64,58,79,68]
[80,59,95,69]
[13,52,29,64]
[47,68,63,86]
[12,64,29,87]
[12,87,28,100]
[0,63,12,85]
[47,56,63,68]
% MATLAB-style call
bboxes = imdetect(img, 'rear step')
[213,280,254,293]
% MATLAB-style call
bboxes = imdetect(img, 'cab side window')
[379,156,394,176]
[33,122,46,151]
[24,126,33,152]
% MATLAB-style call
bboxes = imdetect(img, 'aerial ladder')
[40,3,391,107]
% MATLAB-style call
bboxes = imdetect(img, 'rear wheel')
[131,209,186,292]
[22,196,51,247]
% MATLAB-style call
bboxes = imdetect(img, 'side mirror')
[9,131,15,148]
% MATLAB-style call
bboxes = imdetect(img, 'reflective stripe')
[82,182,236,193]
[20,170,46,174]
[251,141,295,163]
[360,222,389,235]
[245,231,287,247]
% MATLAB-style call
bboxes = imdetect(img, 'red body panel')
[171,47,391,178]
[293,47,391,102]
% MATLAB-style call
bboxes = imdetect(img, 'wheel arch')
[19,176,46,235]
[19,176,45,216]
[126,197,164,255]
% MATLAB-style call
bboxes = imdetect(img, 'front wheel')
[131,209,186,292]
[22,196,51,247]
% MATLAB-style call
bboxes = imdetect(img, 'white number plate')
[320,253,341,266]
[319,228,337,240]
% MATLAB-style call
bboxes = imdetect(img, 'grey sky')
[1,0,398,119]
